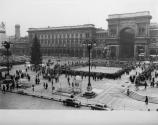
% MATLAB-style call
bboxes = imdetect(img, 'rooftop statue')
[0,22,5,31]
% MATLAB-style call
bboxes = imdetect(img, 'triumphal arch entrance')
[106,11,152,59]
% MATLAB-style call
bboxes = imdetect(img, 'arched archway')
[110,46,116,58]
[119,28,135,58]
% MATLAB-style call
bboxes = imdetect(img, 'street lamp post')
[82,40,96,98]
[2,41,12,75]
[87,44,92,91]
[103,45,109,59]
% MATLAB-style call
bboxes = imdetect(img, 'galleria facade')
[27,11,158,59]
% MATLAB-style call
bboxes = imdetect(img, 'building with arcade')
[27,11,158,60]
[28,24,107,58]
[105,11,158,60]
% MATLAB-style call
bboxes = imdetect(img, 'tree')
[30,35,42,68]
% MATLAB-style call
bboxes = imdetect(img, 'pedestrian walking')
[145,96,149,105]
[32,85,34,92]
[28,75,30,81]
[144,81,147,90]
[127,88,130,96]
[67,77,70,86]
[2,85,6,94]
[6,84,9,91]
[37,78,40,84]
[43,82,45,89]
[52,80,54,86]
[45,83,48,90]
[72,82,74,88]
[35,77,38,84]
[55,76,57,83]
[52,86,54,91]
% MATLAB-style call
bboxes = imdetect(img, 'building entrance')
[119,28,135,58]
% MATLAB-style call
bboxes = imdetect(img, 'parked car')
[90,104,111,110]
[63,98,81,108]
[18,78,32,89]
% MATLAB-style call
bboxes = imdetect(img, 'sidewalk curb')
[124,90,158,104]
[1,90,90,107]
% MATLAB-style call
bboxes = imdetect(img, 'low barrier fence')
[128,90,158,104]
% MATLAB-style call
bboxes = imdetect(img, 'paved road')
[0,92,89,110]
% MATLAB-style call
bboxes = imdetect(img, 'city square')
[1,0,158,124]
[0,56,158,111]
[1,10,158,111]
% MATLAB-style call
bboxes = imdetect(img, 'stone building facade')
[148,23,158,56]
[10,36,29,56]
[28,24,106,58]
[27,11,158,59]
[105,11,158,59]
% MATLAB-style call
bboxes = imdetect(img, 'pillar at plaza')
[145,44,149,58]
[116,45,119,59]
[134,45,137,58]
[83,48,86,57]
[90,51,92,58]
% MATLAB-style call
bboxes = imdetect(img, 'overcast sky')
[1,0,158,36]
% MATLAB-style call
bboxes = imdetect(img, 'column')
[116,45,119,59]
[145,44,149,59]
[116,25,119,36]
[95,49,97,59]
[83,47,86,58]
[62,47,65,56]
[74,48,75,57]
[135,23,138,37]
[107,45,111,59]
[134,44,137,59]
[146,24,148,36]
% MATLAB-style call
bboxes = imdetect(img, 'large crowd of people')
[1,57,158,96]
[129,62,158,91]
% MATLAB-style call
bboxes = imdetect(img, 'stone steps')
[128,90,158,104]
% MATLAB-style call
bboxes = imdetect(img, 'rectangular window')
[72,34,74,38]
[80,34,82,38]
[76,33,78,38]
[86,33,89,38]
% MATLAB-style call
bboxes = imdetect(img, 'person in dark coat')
[72,82,74,88]
[127,88,130,96]
[37,78,40,84]
[144,81,147,90]
[32,85,34,92]
[27,75,30,81]
[2,85,6,94]
[43,82,45,89]
[52,80,54,86]
[45,83,48,90]
[67,77,70,86]
[145,96,149,105]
